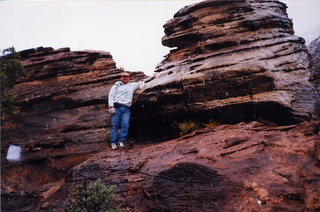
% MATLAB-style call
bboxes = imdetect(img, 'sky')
[0,0,319,76]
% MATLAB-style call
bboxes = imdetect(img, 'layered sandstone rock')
[1,47,146,211]
[133,0,319,137]
[40,121,320,212]
[309,35,320,79]
[2,0,320,211]
[2,47,144,160]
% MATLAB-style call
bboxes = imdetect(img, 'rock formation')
[132,0,319,140]
[1,0,320,212]
[1,47,146,212]
[309,35,320,79]
[40,121,320,212]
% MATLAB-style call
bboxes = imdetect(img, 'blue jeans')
[110,105,131,144]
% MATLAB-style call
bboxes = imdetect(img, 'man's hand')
[109,107,116,115]
[139,82,146,89]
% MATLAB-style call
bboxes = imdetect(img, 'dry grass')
[200,118,220,128]
[178,120,200,136]
[176,118,221,136]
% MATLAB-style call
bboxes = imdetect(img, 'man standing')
[108,72,146,150]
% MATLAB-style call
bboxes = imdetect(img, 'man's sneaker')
[118,142,125,149]
[111,143,118,150]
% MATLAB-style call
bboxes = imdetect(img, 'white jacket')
[108,81,145,107]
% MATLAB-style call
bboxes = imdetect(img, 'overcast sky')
[0,0,319,76]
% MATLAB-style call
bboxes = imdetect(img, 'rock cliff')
[309,35,320,80]
[131,0,319,141]
[1,47,146,212]
[1,0,320,212]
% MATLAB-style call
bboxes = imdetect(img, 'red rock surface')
[133,0,320,134]
[41,121,320,212]
[1,1,320,212]
[1,47,146,212]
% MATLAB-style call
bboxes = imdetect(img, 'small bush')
[200,118,220,128]
[1,128,7,140]
[1,47,24,116]
[0,47,25,94]
[2,99,15,115]
[175,118,221,136]
[178,120,200,136]
[66,179,127,212]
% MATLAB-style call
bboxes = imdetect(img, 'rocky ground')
[41,120,320,212]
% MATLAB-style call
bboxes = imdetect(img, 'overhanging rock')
[132,0,319,137]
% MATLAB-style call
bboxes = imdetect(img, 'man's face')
[120,74,130,84]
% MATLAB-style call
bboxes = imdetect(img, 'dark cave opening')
[129,101,304,143]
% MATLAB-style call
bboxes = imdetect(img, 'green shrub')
[2,99,15,115]
[66,179,127,212]
[1,128,7,140]
[0,47,24,93]
[1,47,24,116]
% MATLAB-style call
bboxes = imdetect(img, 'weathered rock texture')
[38,121,320,212]
[2,1,320,212]
[132,0,319,138]
[1,47,146,212]
[309,35,320,80]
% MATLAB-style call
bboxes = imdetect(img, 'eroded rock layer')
[2,0,320,211]
[134,0,319,132]
[41,121,320,212]
[1,47,146,211]
[309,35,320,80]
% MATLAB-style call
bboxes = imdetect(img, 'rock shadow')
[142,162,242,212]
